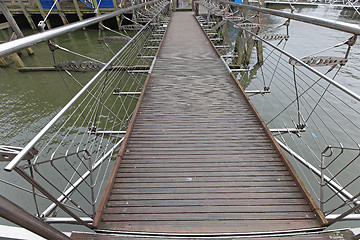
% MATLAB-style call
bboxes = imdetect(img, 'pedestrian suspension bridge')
[0,0,359,239]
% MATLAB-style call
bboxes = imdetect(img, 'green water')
[0,29,121,232]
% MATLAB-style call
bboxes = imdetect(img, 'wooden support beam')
[16,0,37,30]
[0,22,10,30]
[54,1,69,25]
[35,0,52,29]
[111,0,122,30]
[0,0,25,38]
[10,53,25,68]
[0,0,34,65]
[72,0,84,22]
[0,57,8,67]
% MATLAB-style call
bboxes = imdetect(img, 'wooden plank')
[117,166,288,173]
[103,205,312,214]
[111,186,301,193]
[98,220,321,233]
[109,192,305,201]
[122,154,281,160]
[102,212,316,221]
[115,175,295,183]
[106,198,310,207]
[113,181,297,188]
[118,161,285,167]
[116,171,290,178]
[0,22,10,30]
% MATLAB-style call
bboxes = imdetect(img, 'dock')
[91,11,326,235]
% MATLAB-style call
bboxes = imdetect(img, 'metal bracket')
[113,91,142,96]
[0,145,38,162]
[54,61,112,72]
[245,89,271,95]
[98,36,130,44]
[290,56,348,67]
[256,33,288,41]
[270,128,306,134]
[235,23,261,29]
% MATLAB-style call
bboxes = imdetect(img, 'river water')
[0,4,359,232]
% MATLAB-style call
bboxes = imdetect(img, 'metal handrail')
[0,195,70,240]
[4,0,165,172]
[0,0,160,58]
[196,0,360,224]
[220,0,360,35]
[235,22,360,102]
[320,146,360,219]
[197,0,360,103]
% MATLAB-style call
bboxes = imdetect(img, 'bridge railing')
[1,0,170,228]
[196,0,360,225]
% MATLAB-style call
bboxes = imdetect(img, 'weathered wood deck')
[93,11,325,235]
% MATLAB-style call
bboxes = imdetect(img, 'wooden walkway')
[93,11,325,235]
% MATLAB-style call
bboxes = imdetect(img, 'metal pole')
[276,140,357,204]
[0,0,161,58]
[320,153,326,212]
[0,195,71,240]
[220,0,360,35]
[41,138,124,218]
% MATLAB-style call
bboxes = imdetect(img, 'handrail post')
[320,152,326,213]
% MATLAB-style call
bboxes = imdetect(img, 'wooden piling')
[234,29,245,66]
[255,10,264,64]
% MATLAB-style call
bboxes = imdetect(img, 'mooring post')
[255,15,263,64]
[234,29,245,66]
[255,0,264,64]
[194,2,199,16]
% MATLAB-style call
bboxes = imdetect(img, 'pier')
[92,11,325,234]
[1,0,359,239]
